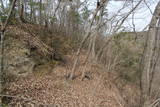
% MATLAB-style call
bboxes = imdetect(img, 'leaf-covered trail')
[6,54,132,107]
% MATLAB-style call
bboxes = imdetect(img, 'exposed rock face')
[3,36,35,77]
[1,24,65,77]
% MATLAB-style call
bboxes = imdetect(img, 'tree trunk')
[0,0,5,11]
[141,2,160,107]
[30,0,33,22]
[39,0,42,25]
[0,0,17,104]
[9,0,16,19]
[33,6,37,23]
[69,0,108,80]
[19,1,25,22]
[0,31,4,105]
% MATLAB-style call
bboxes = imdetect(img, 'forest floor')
[6,53,139,107]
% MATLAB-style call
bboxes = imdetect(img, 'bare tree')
[0,0,5,11]
[39,0,42,25]
[0,0,17,104]
[95,0,143,62]
[141,1,160,107]
[69,0,109,80]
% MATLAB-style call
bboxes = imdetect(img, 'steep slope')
[3,23,67,77]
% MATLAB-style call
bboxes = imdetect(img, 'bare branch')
[1,0,17,31]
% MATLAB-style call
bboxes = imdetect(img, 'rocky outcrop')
[4,35,35,77]
[2,24,65,77]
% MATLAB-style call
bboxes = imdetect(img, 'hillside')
[2,24,140,107]
[1,1,159,106]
